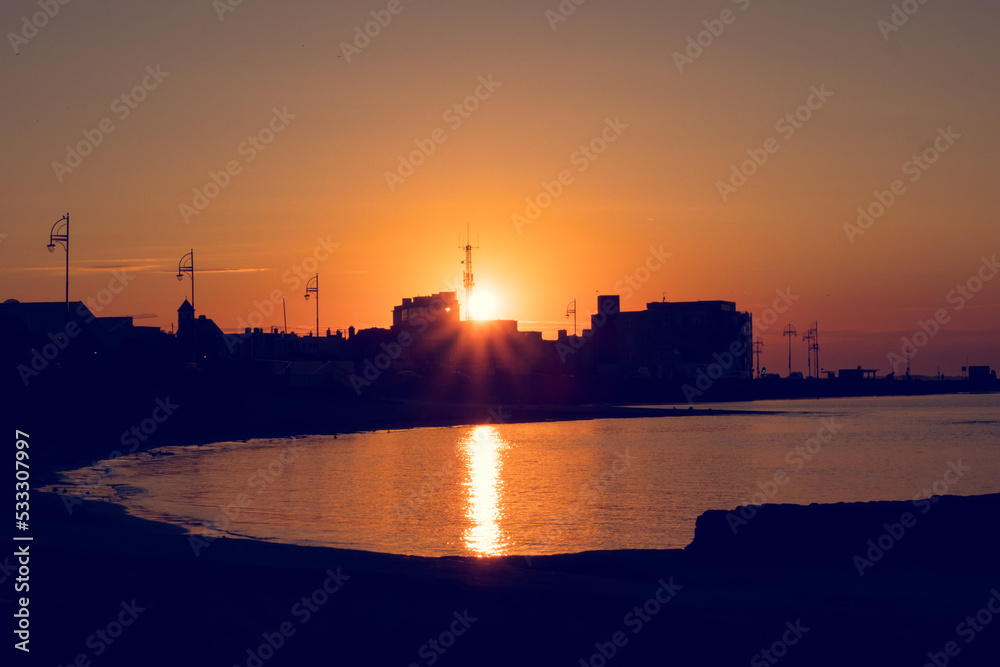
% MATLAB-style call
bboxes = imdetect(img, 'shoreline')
[16,387,773,481]
[13,386,994,481]
[27,489,1000,666]
[39,402,769,558]
[15,391,1000,664]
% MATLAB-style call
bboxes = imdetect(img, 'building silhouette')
[392,292,460,330]
[176,299,225,362]
[6,290,990,400]
[591,296,753,381]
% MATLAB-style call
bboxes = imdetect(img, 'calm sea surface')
[55,394,1000,557]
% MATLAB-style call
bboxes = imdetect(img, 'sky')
[2,0,999,376]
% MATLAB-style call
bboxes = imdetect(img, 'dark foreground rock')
[14,491,1000,666]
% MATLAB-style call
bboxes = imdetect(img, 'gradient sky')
[2,0,999,375]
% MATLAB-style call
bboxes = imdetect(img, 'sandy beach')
[21,485,1000,666]
[6,389,997,665]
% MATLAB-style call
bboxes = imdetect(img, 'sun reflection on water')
[461,425,509,556]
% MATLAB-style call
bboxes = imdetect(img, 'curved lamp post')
[47,213,69,320]
[304,274,319,337]
[176,249,194,311]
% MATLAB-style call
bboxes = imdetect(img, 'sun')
[468,288,499,320]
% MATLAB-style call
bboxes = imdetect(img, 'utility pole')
[753,336,764,379]
[803,322,818,378]
[809,321,819,379]
[783,324,797,377]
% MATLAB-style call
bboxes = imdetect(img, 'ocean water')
[54,394,1000,557]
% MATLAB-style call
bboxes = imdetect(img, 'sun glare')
[461,425,508,556]
[468,288,499,320]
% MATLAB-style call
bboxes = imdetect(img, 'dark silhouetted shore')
[23,489,1000,666]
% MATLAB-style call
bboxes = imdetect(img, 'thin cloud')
[1,261,164,274]
[76,264,161,273]
[176,268,269,275]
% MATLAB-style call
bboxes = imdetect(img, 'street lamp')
[177,249,194,311]
[304,274,319,337]
[566,299,577,336]
[47,213,69,320]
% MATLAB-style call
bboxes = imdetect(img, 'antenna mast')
[459,224,478,321]
[753,336,764,379]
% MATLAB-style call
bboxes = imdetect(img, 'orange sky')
[2,0,998,375]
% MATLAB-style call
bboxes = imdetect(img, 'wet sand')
[10,388,999,665]
[24,489,1000,666]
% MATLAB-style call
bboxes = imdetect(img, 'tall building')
[591,295,752,380]
[391,292,460,331]
[176,300,225,361]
